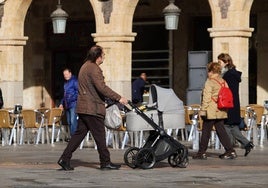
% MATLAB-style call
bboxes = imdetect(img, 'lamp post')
[163,0,181,30]
[50,0,68,34]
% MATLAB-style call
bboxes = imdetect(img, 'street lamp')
[50,0,68,34]
[163,0,181,30]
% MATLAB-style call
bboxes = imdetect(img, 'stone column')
[0,37,28,108]
[208,0,254,106]
[90,0,138,99]
[0,0,31,108]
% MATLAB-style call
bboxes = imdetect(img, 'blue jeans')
[65,105,78,136]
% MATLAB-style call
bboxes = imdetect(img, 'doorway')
[48,21,95,105]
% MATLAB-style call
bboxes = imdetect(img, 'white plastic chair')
[36,108,64,145]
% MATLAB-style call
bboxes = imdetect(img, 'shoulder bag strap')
[211,78,225,103]
[212,78,225,87]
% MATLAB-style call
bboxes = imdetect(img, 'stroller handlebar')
[127,101,157,110]
[127,101,153,113]
[127,100,135,108]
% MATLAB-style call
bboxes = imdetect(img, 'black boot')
[192,152,207,160]
[58,158,74,171]
[100,163,121,170]
[244,142,254,157]
[219,150,237,159]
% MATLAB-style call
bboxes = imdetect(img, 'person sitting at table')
[132,72,147,105]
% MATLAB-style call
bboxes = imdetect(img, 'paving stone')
[0,141,268,187]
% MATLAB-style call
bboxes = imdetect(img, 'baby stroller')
[124,85,189,169]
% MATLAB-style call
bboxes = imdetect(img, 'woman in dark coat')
[218,53,254,156]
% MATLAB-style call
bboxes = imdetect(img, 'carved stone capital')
[101,0,113,24]
[218,0,230,19]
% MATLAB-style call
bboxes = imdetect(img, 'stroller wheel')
[168,148,189,168]
[124,147,140,168]
[177,148,189,168]
[177,157,189,168]
[168,153,179,167]
[135,148,156,169]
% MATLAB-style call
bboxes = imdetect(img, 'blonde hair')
[207,62,222,74]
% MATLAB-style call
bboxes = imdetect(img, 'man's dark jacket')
[132,77,146,103]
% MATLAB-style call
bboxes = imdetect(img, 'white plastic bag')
[104,104,122,129]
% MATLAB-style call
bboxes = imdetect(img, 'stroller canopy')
[149,84,184,113]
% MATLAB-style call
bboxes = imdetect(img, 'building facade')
[0,0,267,109]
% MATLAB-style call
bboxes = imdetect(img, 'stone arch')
[23,0,94,108]
[0,0,32,36]
[89,0,139,99]
[0,0,139,107]
[90,0,139,33]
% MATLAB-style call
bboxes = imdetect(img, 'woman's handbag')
[239,117,247,130]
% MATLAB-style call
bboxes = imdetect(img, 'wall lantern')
[50,0,68,34]
[163,0,181,30]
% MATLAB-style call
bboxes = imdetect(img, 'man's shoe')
[219,151,237,159]
[65,138,70,142]
[192,153,207,160]
[244,142,254,157]
[100,163,121,170]
[58,158,74,171]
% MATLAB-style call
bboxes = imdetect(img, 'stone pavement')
[0,140,268,188]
